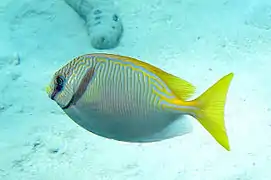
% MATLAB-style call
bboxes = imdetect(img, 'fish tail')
[189,73,234,151]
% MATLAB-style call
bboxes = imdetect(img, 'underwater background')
[0,0,271,179]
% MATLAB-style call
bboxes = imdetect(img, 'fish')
[46,53,234,151]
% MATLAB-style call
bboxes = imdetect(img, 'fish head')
[46,55,97,109]
[46,60,84,109]
[46,71,75,109]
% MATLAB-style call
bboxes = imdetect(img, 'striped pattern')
[48,55,96,107]
[55,55,95,88]
[52,53,192,118]
[79,54,178,118]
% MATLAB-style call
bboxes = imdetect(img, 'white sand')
[0,0,271,179]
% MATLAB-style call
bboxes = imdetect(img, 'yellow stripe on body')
[55,54,191,116]
[86,55,181,117]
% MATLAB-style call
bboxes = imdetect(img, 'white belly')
[64,103,193,142]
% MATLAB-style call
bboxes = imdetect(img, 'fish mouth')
[45,85,55,100]
[45,86,50,93]
[45,85,52,96]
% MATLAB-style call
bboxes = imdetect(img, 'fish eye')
[55,75,65,91]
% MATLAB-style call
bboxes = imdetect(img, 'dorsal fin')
[152,69,196,100]
[90,53,196,100]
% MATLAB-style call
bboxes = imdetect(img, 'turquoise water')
[0,0,271,179]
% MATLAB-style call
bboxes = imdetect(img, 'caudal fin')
[191,73,234,151]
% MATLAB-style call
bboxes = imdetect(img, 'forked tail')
[190,73,234,151]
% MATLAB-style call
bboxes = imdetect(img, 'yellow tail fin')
[191,73,234,151]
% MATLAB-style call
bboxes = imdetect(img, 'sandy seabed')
[0,0,271,179]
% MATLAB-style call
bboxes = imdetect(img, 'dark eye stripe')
[51,75,65,100]
[51,90,58,100]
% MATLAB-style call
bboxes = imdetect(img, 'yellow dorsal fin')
[151,69,196,100]
[92,53,196,100]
